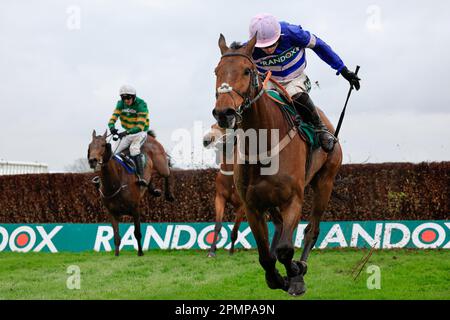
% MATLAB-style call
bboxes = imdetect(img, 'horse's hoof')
[265,270,289,291]
[150,188,162,197]
[138,251,144,257]
[207,252,216,258]
[287,275,306,296]
[229,250,234,256]
[295,261,308,276]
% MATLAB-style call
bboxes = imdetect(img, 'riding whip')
[334,65,360,138]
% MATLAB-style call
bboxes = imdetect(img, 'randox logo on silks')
[0,221,449,253]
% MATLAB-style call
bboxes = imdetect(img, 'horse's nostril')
[225,108,235,116]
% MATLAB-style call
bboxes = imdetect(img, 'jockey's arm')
[108,106,121,129]
[309,35,345,75]
[285,23,346,74]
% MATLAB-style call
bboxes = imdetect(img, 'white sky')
[1,0,449,171]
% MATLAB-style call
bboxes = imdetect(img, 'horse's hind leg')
[229,205,245,255]
[163,175,175,202]
[246,207,288,291]
[207,194,225,257]
[299,171,336,265]
[268,207,283,258]
[133,212,144,256]
[152,153,175,202]
[110,215,121,257]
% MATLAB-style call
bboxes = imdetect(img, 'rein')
[95,135,128,199]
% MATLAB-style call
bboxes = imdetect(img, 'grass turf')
[0,248,449,300]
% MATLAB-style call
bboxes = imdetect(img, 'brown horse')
[212,35,343,296]
[88,130,174,256]
[203,123,245,257]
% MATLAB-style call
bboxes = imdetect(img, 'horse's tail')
[147,129,156,138]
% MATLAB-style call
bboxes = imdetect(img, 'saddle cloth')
[265,89,320,150]
[113,154,136,174]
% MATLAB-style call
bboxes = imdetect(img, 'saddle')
[262,76,320,150]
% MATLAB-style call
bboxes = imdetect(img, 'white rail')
[0,161,48,175]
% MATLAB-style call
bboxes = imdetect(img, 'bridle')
[216,52,265,121]
[90,134,128,199]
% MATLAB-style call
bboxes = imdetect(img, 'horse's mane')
[147,129,156,138]
[230,41,244,50]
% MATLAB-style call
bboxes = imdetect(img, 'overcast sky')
[1,0,449,171]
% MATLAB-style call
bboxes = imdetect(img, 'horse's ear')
[245,32,258,57]
[103,130,107,139]
[218,33,228,55]
[92,130,96,138]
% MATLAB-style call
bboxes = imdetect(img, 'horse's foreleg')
[207,194,225,258]
[110,215,121,257]
[133,212,144,256]
[275,197,306,296]
[246,208,287,291]
[229,205,245,255]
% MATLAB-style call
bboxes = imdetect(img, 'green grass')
[0,249,449,300]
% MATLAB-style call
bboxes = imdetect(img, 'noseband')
[216,52,265,118]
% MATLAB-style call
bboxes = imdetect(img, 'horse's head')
[203,123,225,148]
[87,130,111,171]
[213,33,259,129]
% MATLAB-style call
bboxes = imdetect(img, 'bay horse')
[203,123,245,257]
[88,130,174,256]
[212,34,343,296]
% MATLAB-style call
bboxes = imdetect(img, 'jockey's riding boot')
[292,93,336,153]
[133,154,148,187]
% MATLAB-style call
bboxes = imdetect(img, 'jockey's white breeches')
[278,73,311,97]
[112,131,147,156]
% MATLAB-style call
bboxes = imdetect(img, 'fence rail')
[0,161,48,175]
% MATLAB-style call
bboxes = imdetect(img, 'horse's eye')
[102,144,106,147]
[244,68,251,76]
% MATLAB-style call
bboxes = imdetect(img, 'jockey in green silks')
[108,84,149,186]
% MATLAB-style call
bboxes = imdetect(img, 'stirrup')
[316,129,336,153]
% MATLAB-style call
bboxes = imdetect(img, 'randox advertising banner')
[0,220,449,253]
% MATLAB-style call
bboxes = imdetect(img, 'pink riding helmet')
[249,13,281,48]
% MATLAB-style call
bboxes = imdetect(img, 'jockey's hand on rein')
[340,66,361,90]
[118,131,128,139]
[110,127,118,135]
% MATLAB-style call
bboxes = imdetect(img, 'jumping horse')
[212,34,342,296]
[203,123,245,257]
[88,130,175,256]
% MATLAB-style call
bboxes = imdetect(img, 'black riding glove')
[340,66,361,90]
[118,131,128,139]
[110,127,118,135]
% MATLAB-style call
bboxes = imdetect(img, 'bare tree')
[64,158,92,173]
